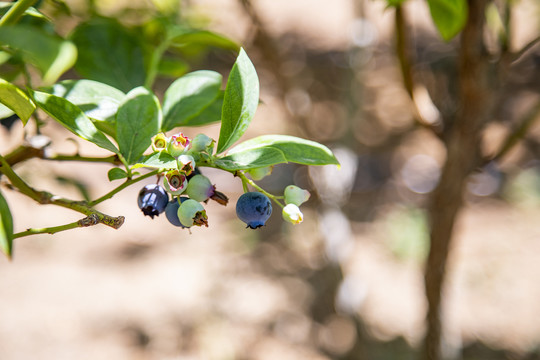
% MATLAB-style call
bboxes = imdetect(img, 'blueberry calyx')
[178,199,208,227]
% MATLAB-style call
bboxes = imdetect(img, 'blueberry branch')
[0,154,125,232]
[48,153,121,164]
[4,143,121,168]
[13,214,103,238]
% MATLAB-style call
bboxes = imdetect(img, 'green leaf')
[161,70,223,131]
[168,27,239,52]
[41,79,125,138]
[0,189,13,259]
[184,91,223,126]
[0,24,77,85]
[215,135,339,170]
[70,18,146,92]
[107,167,128,181]
[42,79,125,120]
[116,87,161,165]
[158,57,189,78]
[30,90,119,153]
[427,0,468,41]
[0,79,35,125]
[132,151,177,170]
[217,48,259,154]
[0,103,14,119]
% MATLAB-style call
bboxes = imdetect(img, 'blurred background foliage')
[1,0,540,359]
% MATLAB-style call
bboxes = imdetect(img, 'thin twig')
[488,100,540,163]
[394,4,441,136]
[0,154,124,229]
[13,214,102,238]
[47,153,120,164]
[510,35,540,63]
[89,169,159,206]
[4,144,121,167]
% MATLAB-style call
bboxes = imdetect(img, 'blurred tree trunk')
[422,1,500,359]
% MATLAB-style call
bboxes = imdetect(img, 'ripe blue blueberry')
[165,197,188,227]
[236,192,272,229]
[137,184,169,218]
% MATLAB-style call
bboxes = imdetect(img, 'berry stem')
[236,171,284,209]
[145,40,170,89]
[241,177,249,193]
[89,169,160,206]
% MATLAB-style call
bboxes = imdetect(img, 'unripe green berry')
[177,199,208,227]
[185,174,214,202]
[284,185,310,206]
[190,134,215,154]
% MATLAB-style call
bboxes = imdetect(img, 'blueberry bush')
[0,0,339,259]
[388,1,540,359]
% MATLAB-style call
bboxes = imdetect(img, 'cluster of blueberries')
[137,132,311,229]
[137,182,274,229]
